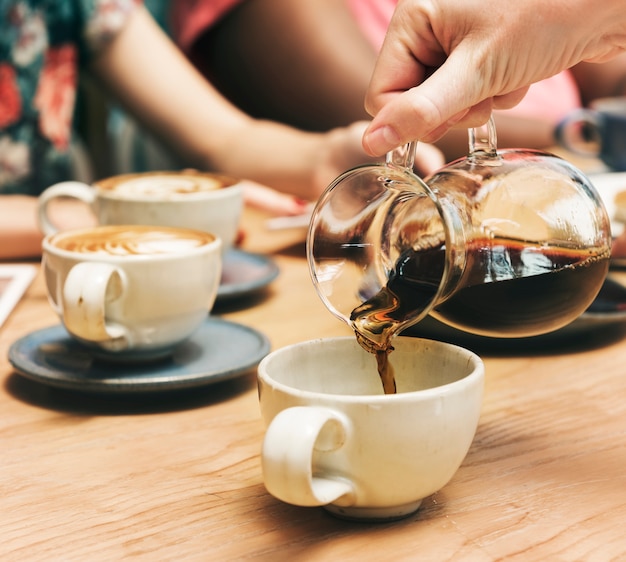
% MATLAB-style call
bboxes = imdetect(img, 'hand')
[362,0,626,156]
[0,195,96,260]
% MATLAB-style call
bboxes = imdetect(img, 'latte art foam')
[97,172,230,198]
[52,226,214,256]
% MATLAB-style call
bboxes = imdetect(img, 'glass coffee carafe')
[307,117,612,352]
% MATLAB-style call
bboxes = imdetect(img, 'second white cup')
[38,170,243,253]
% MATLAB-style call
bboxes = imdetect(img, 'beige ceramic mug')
[38,170,243,253]
[257,336,484,521]
[42,224,222,361]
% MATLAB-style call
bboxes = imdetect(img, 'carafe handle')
[386,141,417,171]
[468,116,499,162]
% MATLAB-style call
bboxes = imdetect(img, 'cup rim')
[257,335,484,403]
[93,170,243,202]
[42,224,222,261]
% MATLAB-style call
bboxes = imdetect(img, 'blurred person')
[0,0,444,260]
[170,0,626,162]
[170,0,377,131]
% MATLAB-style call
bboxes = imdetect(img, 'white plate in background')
[588,172,626,236]
[0,265,37,329]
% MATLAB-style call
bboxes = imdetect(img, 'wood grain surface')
[1,205,625,561]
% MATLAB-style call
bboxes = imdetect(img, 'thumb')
[363,50,496,155]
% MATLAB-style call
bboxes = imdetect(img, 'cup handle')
[554,109,602,157]
[261,406,355,507]
[38,181,96,236]
[62,262,129,346]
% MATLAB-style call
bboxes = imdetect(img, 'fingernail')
[363,124,401,156]
[293,197,310,208]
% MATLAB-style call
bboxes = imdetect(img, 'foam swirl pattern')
[102,175,223,197]
[53,228,212,256]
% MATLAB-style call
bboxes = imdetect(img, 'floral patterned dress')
[0,0,140,195]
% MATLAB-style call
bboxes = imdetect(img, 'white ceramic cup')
[42,224,222,361]
[38,170,243,253]
[257,336,484,521]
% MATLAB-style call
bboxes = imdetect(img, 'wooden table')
[1,206,626,561]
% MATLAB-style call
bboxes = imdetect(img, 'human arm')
[362,0,626,156]
[87,6,325,199]
[86,7,442,202]
[0,196,95,260]
[0,197,44,260]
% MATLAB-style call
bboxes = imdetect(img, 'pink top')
[346,0,396,51]
[171,0,581,125]
[171,0,244,52]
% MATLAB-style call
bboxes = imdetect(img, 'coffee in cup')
[42,224,222,361]
[38,170,243,253]
[258,336,484,521]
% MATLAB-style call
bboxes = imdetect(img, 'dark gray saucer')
[8,317,270,394]
[217,250,279,302]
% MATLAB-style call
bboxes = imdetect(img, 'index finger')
[363,49,494,155]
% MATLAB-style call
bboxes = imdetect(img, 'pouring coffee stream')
[307,117,612,393]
